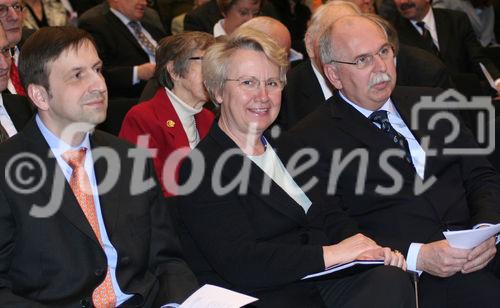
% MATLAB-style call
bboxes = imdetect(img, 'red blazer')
[119,88,214,197]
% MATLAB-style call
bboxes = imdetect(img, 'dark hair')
[156,31,215,89]
[19,27,96,91]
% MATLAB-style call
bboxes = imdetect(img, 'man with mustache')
[390,0,500,96]
[0,27,197,306]
[277,1,452,131]
[279,14,500,307]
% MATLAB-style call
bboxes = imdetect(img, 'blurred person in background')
[119,31,215,197]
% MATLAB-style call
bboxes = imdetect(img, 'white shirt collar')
[310,61,333,100]
[338,91,403,124]
[213,19,227,37]
[410,7,439,47]
[110,7,133,26]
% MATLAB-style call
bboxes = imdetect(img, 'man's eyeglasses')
[0,4,24,18]
[225,76,285,93]
[328,44,394,69]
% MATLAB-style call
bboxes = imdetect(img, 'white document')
[178,284,258,308]
[302,260,384,280]
[443,223,500,249]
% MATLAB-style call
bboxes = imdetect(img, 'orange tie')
[9,60,26,96]
[62,148,117,308]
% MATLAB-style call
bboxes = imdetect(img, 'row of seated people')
[1,11,500,306]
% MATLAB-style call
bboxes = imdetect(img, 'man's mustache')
[82,91,107,103]
[399,2,416,11]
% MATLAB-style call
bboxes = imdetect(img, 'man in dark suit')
[0,0,35,96]
[280,14,500,307]
[0,21,32,139]
[0,26,197,306]
[277,1,452,131]
[391,0,500,95]
[79,0,167,99]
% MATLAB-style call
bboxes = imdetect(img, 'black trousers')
[317,266,416,308]
[418,253,500,308]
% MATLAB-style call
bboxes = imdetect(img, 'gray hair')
[202,27,288,103]
[156,31,215,89]
[318,14,389,66]
[306,0,361,43]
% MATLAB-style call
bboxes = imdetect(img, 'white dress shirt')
[410,8,440,50]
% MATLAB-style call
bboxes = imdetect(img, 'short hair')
[364,13,399,55]
[216,0,263,15]
[318,15,389,66]
[19,27,96,91]
[202,27,288,103]
[306,0,361,42]
[156,31,215,89]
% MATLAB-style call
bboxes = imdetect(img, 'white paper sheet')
[443,223,500,249]
[179,284,258,308]
[302,260,384,280]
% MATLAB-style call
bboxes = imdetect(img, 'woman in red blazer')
[119,32,216,197]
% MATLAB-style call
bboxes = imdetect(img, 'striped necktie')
[369,110,414,167]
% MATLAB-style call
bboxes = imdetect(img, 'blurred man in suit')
[391,0,500,95]
[79,0,167,99]
[0,19,32,141]
[0,26,197,306]
[0,0,34,95]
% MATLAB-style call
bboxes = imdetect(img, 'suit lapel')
[433,9,450,58]
[106,12,147,58]
[22,119,100,245]
[90,131,121,238]
[328,93,395,151]
[302,60,326,104]
[210,124,308,224]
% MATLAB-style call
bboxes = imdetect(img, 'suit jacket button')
[94,268,105,276]
[80,298,91,307]
[299,233,309,244]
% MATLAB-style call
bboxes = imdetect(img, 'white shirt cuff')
[160,304,180,308]
[133,66,140,85]
[474,223,500,244]
[407,243,423,275]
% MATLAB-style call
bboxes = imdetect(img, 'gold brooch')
[166,120,175,128]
